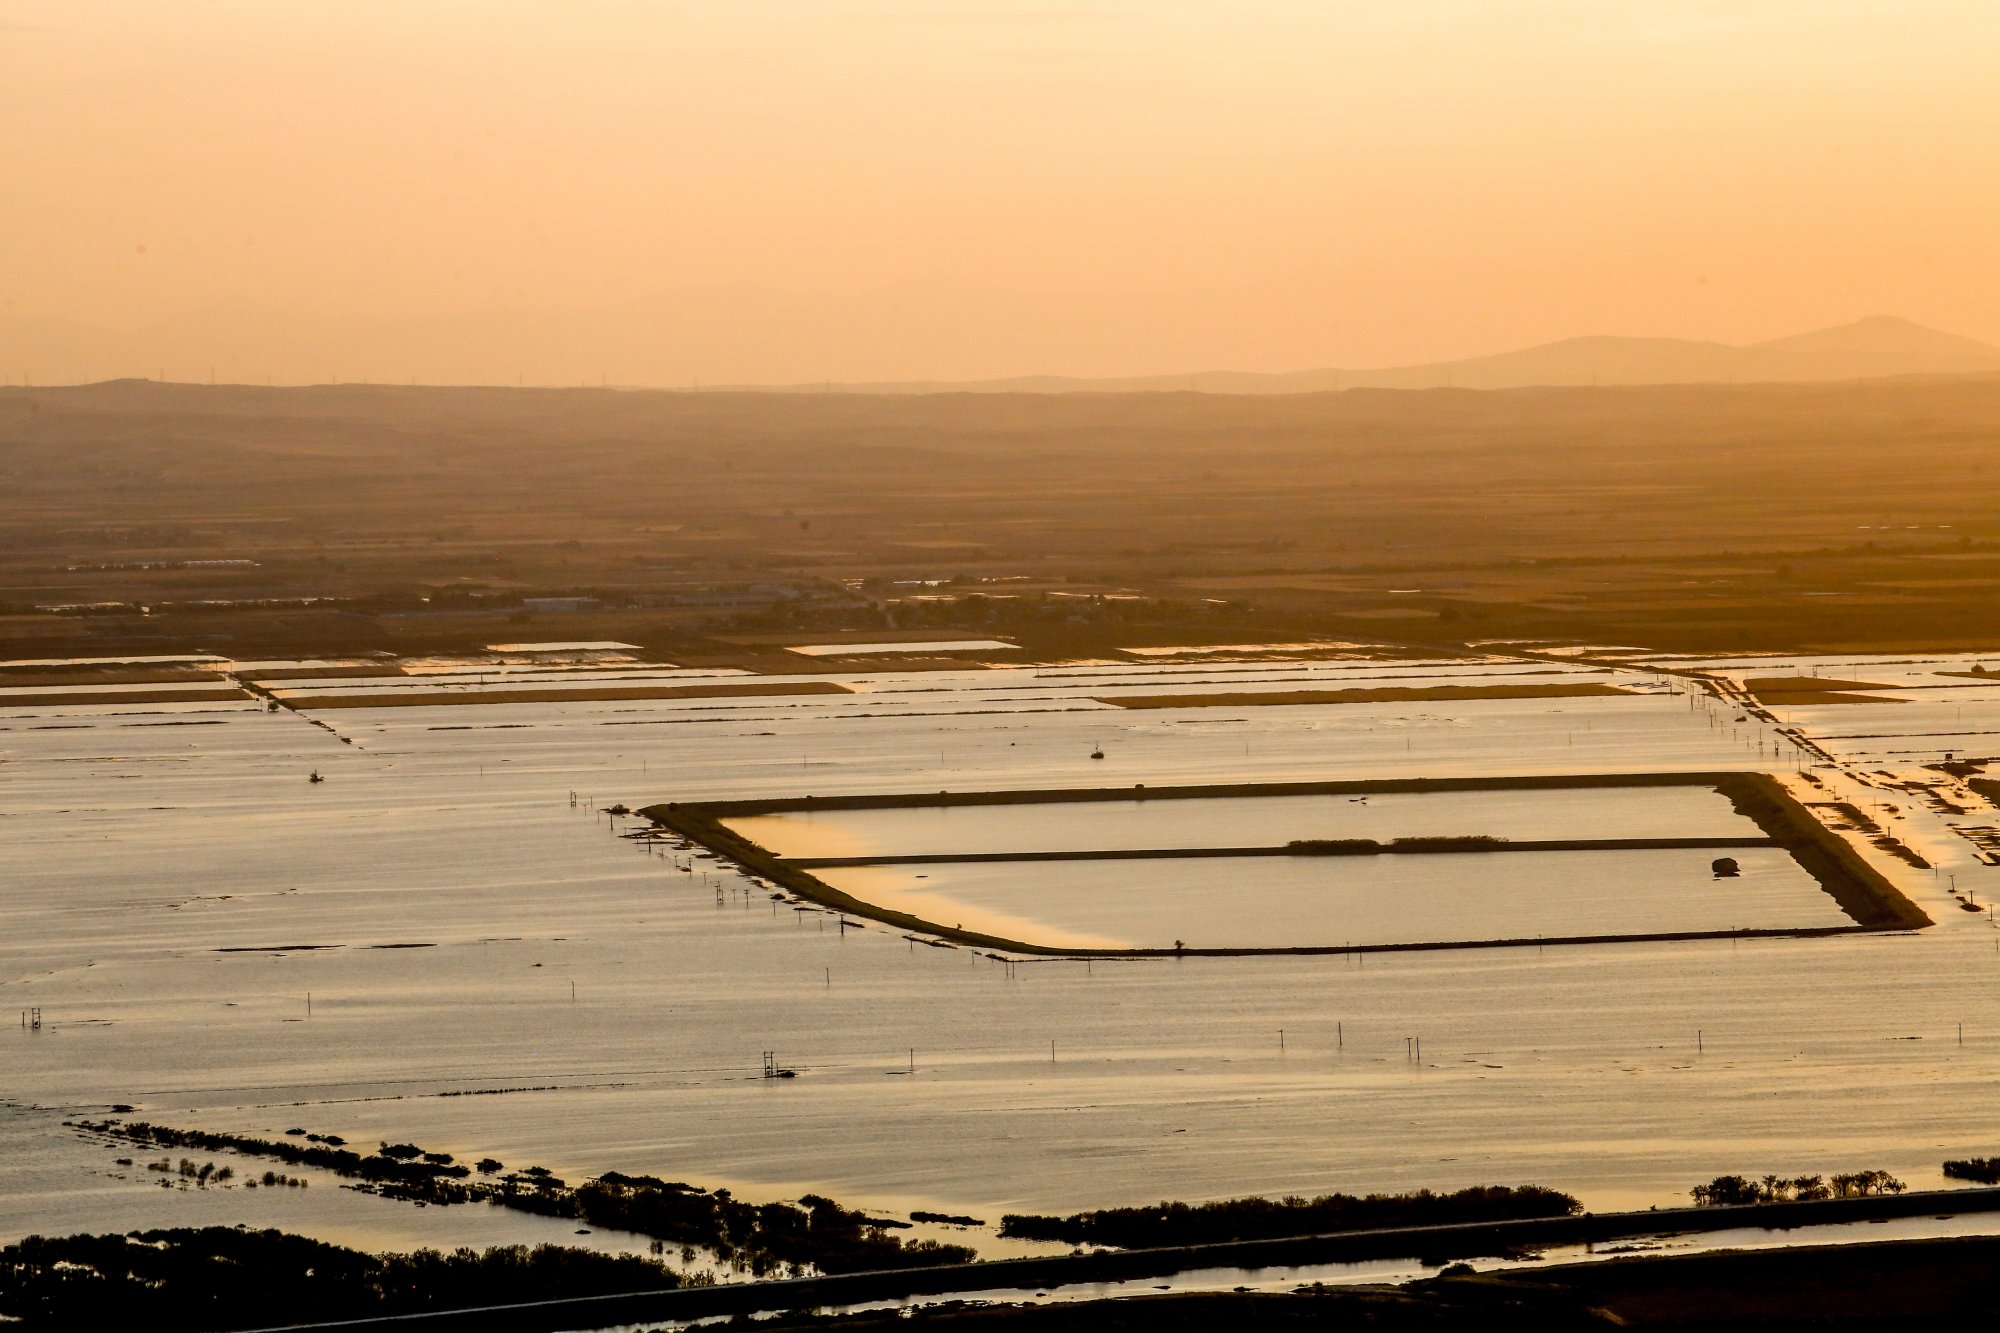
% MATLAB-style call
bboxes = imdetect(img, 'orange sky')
[3,1,1997,382]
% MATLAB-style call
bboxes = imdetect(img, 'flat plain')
[7,380,2000,1285]
[7,642,2000,1268]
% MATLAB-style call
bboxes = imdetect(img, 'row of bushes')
[0,1227,684,1332]
[1943,1158,2000,1184]
[1688,1171,1906,1206]
[999,1185,1579,1247]
[76,1120,973,1277]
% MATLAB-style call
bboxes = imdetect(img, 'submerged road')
[243,1186,2000,1333]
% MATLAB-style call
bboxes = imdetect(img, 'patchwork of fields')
[6,642,2000,1263]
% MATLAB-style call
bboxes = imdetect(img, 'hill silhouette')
[797,317,2000,395]
[5,300,1996,394]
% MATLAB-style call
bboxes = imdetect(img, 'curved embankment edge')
[639,771,1929,959]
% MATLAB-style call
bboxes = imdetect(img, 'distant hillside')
[5,302,1996,396]
[788,318,2000,395]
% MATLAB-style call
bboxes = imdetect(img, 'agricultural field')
[692,773,1904,952]
[6,639,2000,1271]
[9,382,2000,1305]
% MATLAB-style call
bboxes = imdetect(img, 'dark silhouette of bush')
[0,1227,679,1332]
[999,1185,1578,1247]
[77,1120,973,1276]
[1691,1170,1903,1205]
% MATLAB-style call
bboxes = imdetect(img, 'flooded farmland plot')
[6,650,2000,1258]
[814,848,1848,951]
[726,785,1761,858]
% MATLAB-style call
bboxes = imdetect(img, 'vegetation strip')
[71,1121,971,1278]
[0,1229,683,1333]
[1943,1158,2000,1184]
[229,1186,2000,1333]
[643,772,1929,955]
[997,1185,1580,1247]
[785,836,1778,868]
[1096,682,1631,708]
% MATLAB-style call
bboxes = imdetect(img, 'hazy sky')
[4,1,1999,381]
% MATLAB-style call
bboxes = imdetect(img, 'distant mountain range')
[768,317,2000,394]
[5,301,1997,395]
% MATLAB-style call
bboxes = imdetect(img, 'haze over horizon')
[5,1,2000,383]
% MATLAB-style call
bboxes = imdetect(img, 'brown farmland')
[6,377,2000,664]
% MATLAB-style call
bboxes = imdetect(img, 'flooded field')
[6,648,2000,1263]
[727,786,1759,859]
[815,848,1845,951]
[786,640,1017,656]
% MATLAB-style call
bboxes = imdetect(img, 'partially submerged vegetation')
[1688,1171,1905,1205]
[997,1184,1580,1247]
[0,1227,684,1333]
[1942,1158,2000,1184]
[1965,778,2000,810]
[1806,801,1935,870]
[684,1234,2000,1333]
[75,1120,974,1276]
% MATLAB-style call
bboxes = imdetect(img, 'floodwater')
[727,785,1758,859]
[815,848,1846,951]
[787,640,1017,656]
[5,651,2000,1266]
